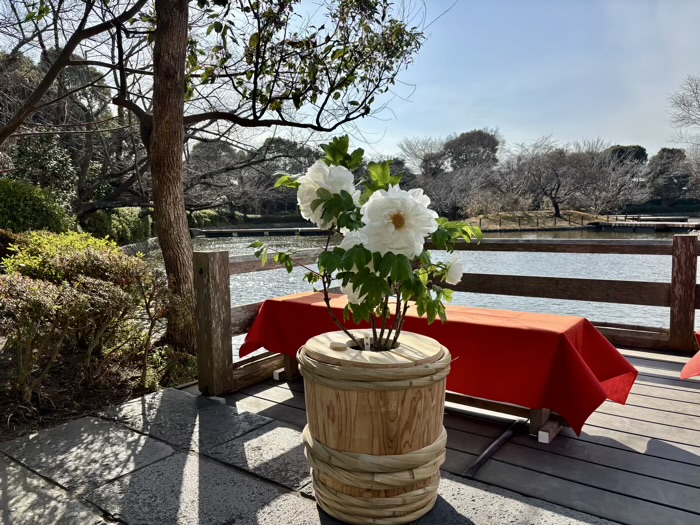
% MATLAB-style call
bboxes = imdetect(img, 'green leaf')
[431,227,450,249]
[310,198,324,212]
[249,32,259,48]
[274,174,300,189]
[318,251,341,275]
[391,255,413,283]
[367,161,392,187]
[378,252,395,279]
[273,253,294,273]
[347,148,365,170]
[316,187,333,200]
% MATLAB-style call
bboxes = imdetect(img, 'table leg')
[284,354,301,379]
[273,354,301,381]
[529,408,550,435]
[529,408,563,443]
[537,419,563,444]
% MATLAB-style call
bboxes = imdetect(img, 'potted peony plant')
[252,136,480,524]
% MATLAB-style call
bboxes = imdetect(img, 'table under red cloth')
[240,292,638,434]
[680,333,700,379]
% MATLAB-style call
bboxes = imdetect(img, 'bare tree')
[484,155,531,212]
[419,164,489,220]
[669,74,700,146]
[570,139,648,214]
[397,135,445,174]
[516,137,581,218]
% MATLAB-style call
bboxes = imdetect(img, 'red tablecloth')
[240,292,638,434]
[680,333,700,379]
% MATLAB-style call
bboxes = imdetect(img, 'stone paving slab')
[423,472,619,525]
[205,421,310,491]
[0,417,173,494]
[101,388,272,452]
[0,455,106,525]
[300,472,619,525]
[84,451,322,525]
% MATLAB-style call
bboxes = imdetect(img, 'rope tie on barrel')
[298,344,451,524]
[303,426,447,524]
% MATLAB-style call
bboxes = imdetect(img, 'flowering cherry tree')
[253,136,481,351]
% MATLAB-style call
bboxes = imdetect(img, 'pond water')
[152,229,700,329]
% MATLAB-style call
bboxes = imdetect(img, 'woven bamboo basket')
[298,329,451,525]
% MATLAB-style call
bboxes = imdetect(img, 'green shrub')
[111,207,151,245]
[1,231,126,282]
[0,179,73,232]
[82,210,112,239]
[0,229,22,264]
[82,208,151,246]
[0,274,87,403]
[10,134,77,207]
[0,231,172,401]
[189,209,221,228]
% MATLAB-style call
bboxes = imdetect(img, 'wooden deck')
[222,348,700,525]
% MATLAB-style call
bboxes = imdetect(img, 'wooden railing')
[193,234,698,396]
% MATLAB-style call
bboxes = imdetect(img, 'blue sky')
[354,0,700,158]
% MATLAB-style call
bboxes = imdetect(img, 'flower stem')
[322,276,362,348]
[377,294,389,351]
[391,301,411,348]
[317,230,363,349]
[386,290,402,348]
[370,315,378,348]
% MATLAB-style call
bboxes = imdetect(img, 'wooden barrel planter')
[298,329,451,524]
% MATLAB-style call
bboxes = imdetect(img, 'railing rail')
[428,238,684,255]
[193,234,699,395]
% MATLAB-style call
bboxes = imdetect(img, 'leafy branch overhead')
[168,0,425,131]
[252,136,482,351]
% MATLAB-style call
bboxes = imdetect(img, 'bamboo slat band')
[303,425,447,524]
[297,346,452,392]
[311,471,440,525]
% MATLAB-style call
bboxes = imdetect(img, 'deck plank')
[510,432,700,488]
[625,392,700,417]
[584,411,700,445]
[618,348,690,365]
[560,424,700,466]
[631,382,700,403]
[597,400,700,430]
[633,372,700,392]
[494,442,700,513]
[474,460,700,525]
[626,355,687,373]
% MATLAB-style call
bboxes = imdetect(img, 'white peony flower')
[339,230,369,250]
[444,255,465,285]
[296,160,360,229]
[341,281,366,304]
[339,229,374,273]
[408,188,431,208]
[360,185,439,259]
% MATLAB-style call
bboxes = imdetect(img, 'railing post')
[194,251,234,395]
[670,234,697,353]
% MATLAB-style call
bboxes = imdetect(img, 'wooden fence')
[193,234,698,397]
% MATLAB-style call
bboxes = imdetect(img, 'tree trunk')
[150,0,195,352]
[550,197,562,218]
